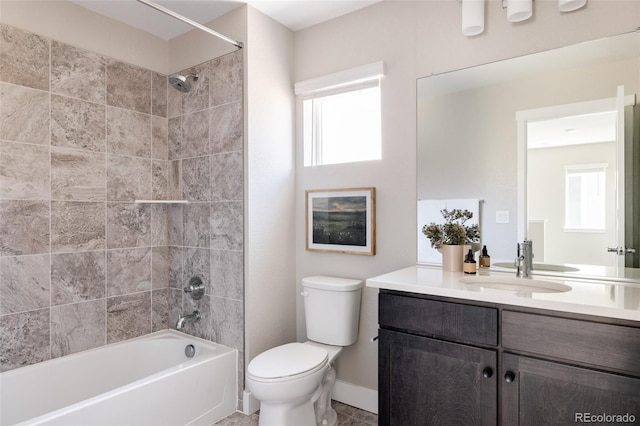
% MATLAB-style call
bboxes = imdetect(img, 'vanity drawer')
[379,292,498,346]
[502,311,640,376]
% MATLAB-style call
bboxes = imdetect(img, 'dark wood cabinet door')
[501,353,640,426]
[379,329,497,426]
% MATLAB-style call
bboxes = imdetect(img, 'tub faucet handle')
[184,276,205,300]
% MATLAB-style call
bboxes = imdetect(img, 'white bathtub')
[0,330,237,426]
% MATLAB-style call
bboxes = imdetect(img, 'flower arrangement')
[422,209,480,248]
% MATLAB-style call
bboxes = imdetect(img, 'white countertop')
[366,265,640,322]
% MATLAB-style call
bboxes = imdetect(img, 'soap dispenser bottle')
[479,245,491,268]
[463,249,477,275]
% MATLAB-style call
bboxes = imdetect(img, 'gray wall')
[0,23,172,370]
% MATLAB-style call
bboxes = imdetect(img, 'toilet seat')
[247,343,328,383]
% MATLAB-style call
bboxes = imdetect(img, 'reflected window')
[564,164,607,231]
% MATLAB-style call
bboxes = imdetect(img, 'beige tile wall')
[0,23,244,378]
[165,50,244,404]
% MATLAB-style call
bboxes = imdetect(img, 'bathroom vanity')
[367,266,640,426]
[408,27,640,425]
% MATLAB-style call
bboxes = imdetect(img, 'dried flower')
[422,209,480,248]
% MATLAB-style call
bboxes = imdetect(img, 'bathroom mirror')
[417,30,640,272]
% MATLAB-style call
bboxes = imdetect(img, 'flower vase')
[438,244,466,272]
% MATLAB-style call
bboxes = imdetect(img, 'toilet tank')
[302,276,364,346]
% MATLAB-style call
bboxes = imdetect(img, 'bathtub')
[0,330,237,426]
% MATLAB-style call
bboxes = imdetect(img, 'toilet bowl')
[247,276,363,426]
[247,342,341,426]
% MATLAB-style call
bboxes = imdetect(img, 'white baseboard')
[331,380,378,414]
[242,390,260,415]
[242,380,378,416]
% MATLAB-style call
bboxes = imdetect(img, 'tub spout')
[176,310,201,330]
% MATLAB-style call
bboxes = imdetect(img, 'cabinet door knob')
[504,371,516,383]
[482,367,493,378]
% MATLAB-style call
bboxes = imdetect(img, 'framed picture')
[305,187,376,255]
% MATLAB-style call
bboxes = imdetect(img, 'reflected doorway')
[517,93,637,267]
[527,111,617,266]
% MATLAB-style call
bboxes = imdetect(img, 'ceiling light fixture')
[506,0,533,22]
[462,0,485,37]
[462,0,587,36]
[558,0,587,12]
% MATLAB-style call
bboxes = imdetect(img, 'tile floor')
[214,400,378,426]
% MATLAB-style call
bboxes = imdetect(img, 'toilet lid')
[248,343,328,379]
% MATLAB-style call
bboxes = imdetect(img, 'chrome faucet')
[176,310,201,330]
[515,240,533,278]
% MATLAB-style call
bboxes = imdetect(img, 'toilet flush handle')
[300,291,309,297]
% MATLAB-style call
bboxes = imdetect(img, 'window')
[564,164,607,231]
[296,62,383,167]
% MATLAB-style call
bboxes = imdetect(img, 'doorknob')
[607,246,637,255]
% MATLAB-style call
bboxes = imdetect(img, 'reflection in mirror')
[518,95,631,268]
[417,31,640,273]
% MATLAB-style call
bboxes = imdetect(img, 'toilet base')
[315,406,337,426]
[314,365,337,426]
[255,365,340,426]
[258,400,316,426]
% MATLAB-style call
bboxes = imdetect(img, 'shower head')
[169,73,199,93]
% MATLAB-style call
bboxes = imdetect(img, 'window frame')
[302,80,381,167]
[295,61,384,167]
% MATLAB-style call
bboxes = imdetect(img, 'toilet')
[246,276,364,426]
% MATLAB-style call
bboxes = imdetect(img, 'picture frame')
[305,187,376,255]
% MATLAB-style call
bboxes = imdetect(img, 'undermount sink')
[460,276,572,293]
[492,262,580,273]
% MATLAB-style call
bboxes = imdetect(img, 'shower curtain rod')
[135,0,243,49]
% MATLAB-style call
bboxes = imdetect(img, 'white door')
[609,85,636,266]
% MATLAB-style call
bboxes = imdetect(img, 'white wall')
[168,7,244,74]
[294,2,418,393]
[293,0,640,402]
[244,5,297,367]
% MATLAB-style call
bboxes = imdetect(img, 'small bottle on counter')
[463,249,477,275]
[479,245,491,268]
